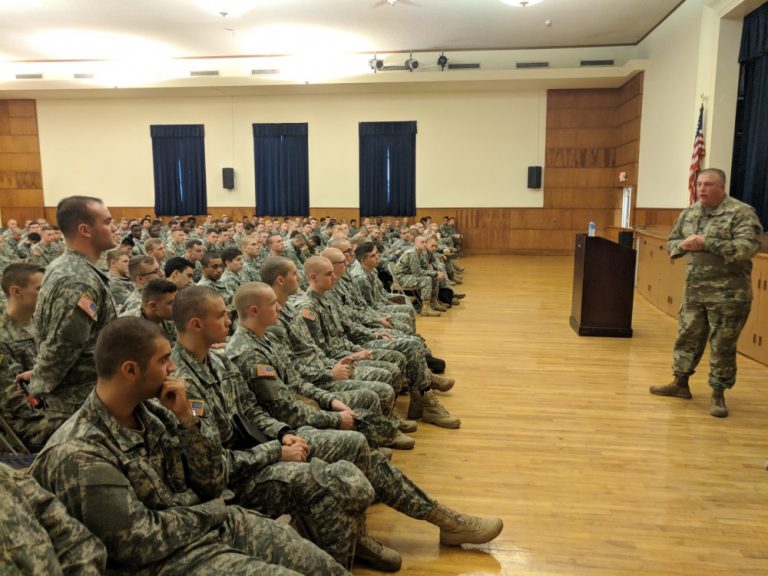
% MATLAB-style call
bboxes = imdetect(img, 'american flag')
[688,105,706,205]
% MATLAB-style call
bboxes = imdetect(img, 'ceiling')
[0,0,685,95]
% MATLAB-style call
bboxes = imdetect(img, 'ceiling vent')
[447,63,481,70]
[251,69,279,75]
[73,73,94,79]
[580,59,615,67]
[15,73,43,80]
[516,62,549,69]
[190,70,219,77]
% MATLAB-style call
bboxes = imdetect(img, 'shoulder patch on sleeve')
[301,308,317,321]
[255,364,276,378]
[77,294,98,320]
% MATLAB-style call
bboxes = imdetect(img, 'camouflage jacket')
[220,269,246,305]
[120,287,142,316]
[0,462,106,575]
[107,273,134,310]
[196,276,230,306]
[29,390,228,572]
[277,299,336,384]
[294,289,362,359]
[668,196,763,303]
[119,307,177,344]
[227,324,337,410]
[395,247,436,279]
[31,249,117,417]
[350,263,393,310]
[170,342,288,483]
[27,242,61,267]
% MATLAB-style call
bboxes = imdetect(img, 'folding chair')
[0,413,35,470]
[387,261,421,309]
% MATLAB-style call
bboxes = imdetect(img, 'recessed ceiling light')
[501,0,544,7]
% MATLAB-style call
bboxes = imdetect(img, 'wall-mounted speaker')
[527,166,542,189]
[222,167,235,190]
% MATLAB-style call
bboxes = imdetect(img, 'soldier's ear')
[121,360,139,378]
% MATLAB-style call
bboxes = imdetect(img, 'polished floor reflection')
[357,255,768,576]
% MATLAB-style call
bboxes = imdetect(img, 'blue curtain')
[359,121,417,217]
[253,123,309,216]
[731,2,768,228]
[150,125,207,216]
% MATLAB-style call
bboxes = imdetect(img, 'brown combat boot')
[422,390,461,428]
[392,404,418,433]
[710,388,728,418]
[426,502,504,546]
[649,374,692,399]
[355,528,402,572]
[430,372,455,392]
[431,298,448,312]
[421,306,441,317]
[388,431,416,450]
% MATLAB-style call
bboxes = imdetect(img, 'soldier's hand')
[338,410,356,431]
[376,332,393,340]
[14,370,33,385]
[437,271,446,281]
[379,317,394,329]
[680,234,705,251]
[158,377,195,425]
[330,399,357,417]
[280,444,308,462]
[331,362,352,380]
[282,434,309,452]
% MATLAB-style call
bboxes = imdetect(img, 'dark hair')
[698,168,727,186]
[185,238,203,250]
[142,278,178,305]
[129,255,158,281]
[106,249,124,266]
[56,196,103,237]
[164,256,193,277]
[27,232,41,243]
[354,241,377,260]
[260,256,294,286]
[95,317,163,379]
[221,247,242,265]
[1,262,45,296]
[201,251,221,267]
[172,285,219,332]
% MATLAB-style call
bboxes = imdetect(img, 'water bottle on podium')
[587,219,596,237]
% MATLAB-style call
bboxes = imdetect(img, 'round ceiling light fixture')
[501,0,544,7]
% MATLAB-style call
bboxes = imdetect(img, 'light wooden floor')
[358,255,768,576]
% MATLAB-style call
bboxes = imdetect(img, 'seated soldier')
[105,248,134,309]
[184,238,205,283]
[0,263,50,447]
[0,462,106,574]
[120,278,178,343]
[170,287,375,568]
[164,256,195,291]
[220,246,247,306]
[30,317,348,575]
[395,235,444,316]
[120,255,162,315]
[196,250,229,305]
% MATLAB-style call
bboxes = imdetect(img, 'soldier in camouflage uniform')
[196,250,230,305]
[27,225,61,267]
[239,235,265,282]
[105,249,134,310]
[29,196,118,441]
[0,462,107,574]
[650,169,764,417]
[119,278,178,343]
[184,238,205,283]
[220,247,248,305]
[395,235,444,316]
[164,228,187,257]
[0,263,51,447]
[169,287,375,567]
[120,255,163,316]
[31,317,348,575]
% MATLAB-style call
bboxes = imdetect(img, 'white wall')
[37,88,547,210]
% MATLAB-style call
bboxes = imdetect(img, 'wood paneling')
[0,99,45,225]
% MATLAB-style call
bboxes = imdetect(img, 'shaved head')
[303,255,332,277]
[233,281,273,318]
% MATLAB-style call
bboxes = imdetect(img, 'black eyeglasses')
[341,249,353,254]
[138,268,161,277]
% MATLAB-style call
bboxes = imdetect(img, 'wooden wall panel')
[0,99,45,225]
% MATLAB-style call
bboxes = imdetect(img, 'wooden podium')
[569,234,636,337]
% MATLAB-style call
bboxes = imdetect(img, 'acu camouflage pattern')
[170,342,374,566]
[668,196,763,390]
[119,306,178,343]
[107,273,134,309]
[0,314,50,447]
[0,462,106,575]
[30,249,117,436]
[197,276,231,307]
[395,247,437,301]
[27,242,62,267]
[30,391,346,575]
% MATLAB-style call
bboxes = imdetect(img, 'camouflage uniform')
[165,240,186,257]
[119,306,178,344]
[27,242,61,267]
[295,289,407,391]
[107,272,134,310]
[0,462,106,575]
[221,269,247,305]
[30,391,346,575]
[668,195,764,390]
[395,247,438,302]
[120,287,142,316]
[197,276,230,307]
[30,249,117,439]
[191,259,203,283]
[349,260,416,333]
[171,342,374,566]
[0,313,50,447]
[277,299,396,412]
[226,325,396,446]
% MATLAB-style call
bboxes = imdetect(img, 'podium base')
[569,316,633,338]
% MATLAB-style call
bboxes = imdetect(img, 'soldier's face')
[201,297,231,344]
[228,255,244,273]
[258,290,281,326]
[171,267,194,290]
[312,261,335,292]
[13,272,44,309]
[146,337,176,398]
[283,262,300,295]
[188,245,204,262]
[696,172,726,208]
[115,255,130,276]
[152,293,176,321]
[203,259,223,281]
[87,202,116,252]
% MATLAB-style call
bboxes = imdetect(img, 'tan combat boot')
[427,502,504,546]
[431,298,448,312]
[355,528,402,572]
[388,431,416,450]
[710,388,728,418]
[649,374,692,399]
[392,404,418,433]
[430,372,455,392]
[421,306,441,317]
[422,390,461,428]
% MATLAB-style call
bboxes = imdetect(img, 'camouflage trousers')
[398,274,437,303]
[171,505,349,575]
[379,303,417,334]
[230,435,375,566]
[0,388,52,450]
[364,335,431,392]
[672,300,751,390]
[301,428,435,521]
[322,378,396,414]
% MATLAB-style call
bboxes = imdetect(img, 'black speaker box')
[618,230,634,248]
[222,167,235,190]
[527,166,542,189]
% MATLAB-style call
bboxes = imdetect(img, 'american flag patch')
[77,295,98,320]
[256,364,276,377]
[301,308,317,321]
[187,399,205,416]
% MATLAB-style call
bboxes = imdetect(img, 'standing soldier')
[650,169,763,417]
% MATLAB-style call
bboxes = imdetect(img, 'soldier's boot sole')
[649,383,692,399]
[710,392,729,418]
[422,409,461,429]
[388,432,416,450]
[355,533,402,572]
[439,516,504,547]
